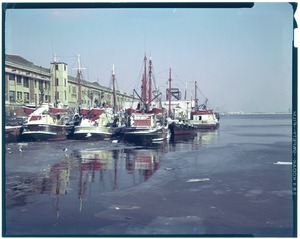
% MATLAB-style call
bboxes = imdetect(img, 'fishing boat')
[165,68,197,141]
[189,81,220,130]
[123,54,169,144]
[73,64,123,140]
[168,121,197,141]
[123,112,169,143]
[21,103,68,141]
[190,109,220,130]
[73,107,116,140]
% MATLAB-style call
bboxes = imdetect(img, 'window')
[17,91,22,100]
[39,81,43,91]
[9,74,15,81]
[55,64,59,71]
[64,78,66,87]
[23,77,29,88]
[56,92,59,100]
[24,92,29,102]
[64,90,67,100]
[64,64,66,71]
[35,80,37,88]
[9,91,15,102]
[17,76,22,85]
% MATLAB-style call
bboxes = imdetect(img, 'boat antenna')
[73,54,86,106]
[148,56,152,104]
[195,81,198,110]
[168,68,172,117]
[112,64,117,113]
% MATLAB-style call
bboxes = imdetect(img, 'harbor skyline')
[4,2,294,113]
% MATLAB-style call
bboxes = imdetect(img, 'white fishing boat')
[73,107,116,140]
[189,81,220,130]
[73,64,123,140]
[21,103,68,141]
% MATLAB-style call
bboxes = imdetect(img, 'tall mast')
[141,53,147,109]
[184,82,187,100]
[168,68,172,117]
[195,80,198,109]
[112,64,117,113]
[77,54,82,106]
[73,54,86,106]
[148,56,152,104]
[53,53,58,103]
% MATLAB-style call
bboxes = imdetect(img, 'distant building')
[4,54,135,116]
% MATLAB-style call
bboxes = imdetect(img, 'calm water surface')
[4,114,294,236]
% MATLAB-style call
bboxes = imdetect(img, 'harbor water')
[4,114,294,236]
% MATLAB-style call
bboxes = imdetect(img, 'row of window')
[9,73,70,91]
[9,90,52,103]
[9,74,29,88]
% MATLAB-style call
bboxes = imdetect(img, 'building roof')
[5,54,50,73]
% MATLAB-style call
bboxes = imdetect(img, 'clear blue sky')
[5,3,294,113]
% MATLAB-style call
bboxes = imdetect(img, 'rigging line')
[56,55,77,59]
[155,69,169,76]
[151,65,158,93]
[133,58,144,92]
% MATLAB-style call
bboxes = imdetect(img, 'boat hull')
[73,126,113,140]
[168,123,197,140]
[21,124,67,141]
[123,127,169,144]
[191,122,220,130]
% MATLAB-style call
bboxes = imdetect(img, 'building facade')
[4,54,135,117]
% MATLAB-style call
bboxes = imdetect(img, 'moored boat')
[73,107,115,140]
[168,121,197,140]
[123,112,169,144]
[189,109,219,130]
[188,81,220,130]
[123,54,169,144]
[21,103,68,141]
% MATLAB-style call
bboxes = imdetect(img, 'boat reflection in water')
[6,146,162,220]
[193,130,219,148]
[74,147,161,211]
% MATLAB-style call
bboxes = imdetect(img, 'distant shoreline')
[220,112,292,116]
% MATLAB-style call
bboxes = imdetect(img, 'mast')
[195,80,198,110]
[168,68,172,117]
[112,64,117,113]
[77,54,82,106]
[184,82,187,100]
[148,56,152,104]
[141,53,147,110]
[54,53,58,104]
[73,54,86,107]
